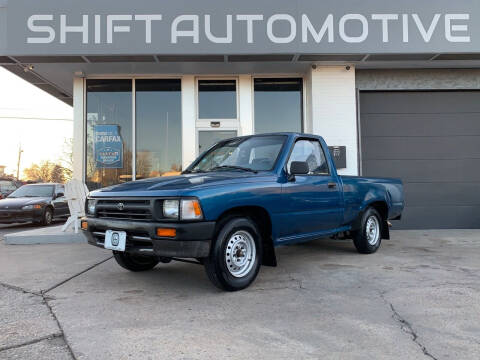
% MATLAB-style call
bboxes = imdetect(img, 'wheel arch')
[352,201,390,240]
[215,205,277,267]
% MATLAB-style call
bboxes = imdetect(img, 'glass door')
[198,130,238,154]
[196,78,239,156]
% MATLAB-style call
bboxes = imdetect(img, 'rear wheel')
[113,252,159,272]
[353,208,382,254]
[204,217,262,291]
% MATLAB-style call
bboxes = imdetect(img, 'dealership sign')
[26,13,470,45]
[94,125,123,169]
[1,0,480,55]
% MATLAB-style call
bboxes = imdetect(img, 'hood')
[0,197,51,209]
[91,172,274,196]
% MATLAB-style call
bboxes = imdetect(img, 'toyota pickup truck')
[82,133,404,291]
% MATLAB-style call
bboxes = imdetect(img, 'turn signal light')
[156,228,176,237]
[81,221,88,230]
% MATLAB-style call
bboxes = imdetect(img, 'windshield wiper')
[182,169,206,174]
[210,165,258,174]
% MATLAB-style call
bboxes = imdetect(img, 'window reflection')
[136,79,182,179]
[86,79,132,190]
[198,80,237,119]
[254,78,303,134]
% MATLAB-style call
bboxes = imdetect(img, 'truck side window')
[288,140,329,175]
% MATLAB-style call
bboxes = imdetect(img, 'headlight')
[87,200,96,215]
[181,199,203,220]
[22,204,42,210]
[163,199,203,220]
[163,200,179,219]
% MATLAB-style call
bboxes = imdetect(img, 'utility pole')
[16,144,23,180]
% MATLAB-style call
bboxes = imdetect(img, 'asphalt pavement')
[0,225,479,359]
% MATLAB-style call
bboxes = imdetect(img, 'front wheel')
[41,207,53,226]
[113,251,159,272]
[204,217,262,291]
[352,208,382,254]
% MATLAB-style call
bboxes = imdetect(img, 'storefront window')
[198,79,237,119]
[86,79,132,190]
[254,78,303,134]
[136,79,182,178]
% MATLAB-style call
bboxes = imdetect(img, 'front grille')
[96,199,153,221]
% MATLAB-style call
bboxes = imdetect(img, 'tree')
[23,161,71,183]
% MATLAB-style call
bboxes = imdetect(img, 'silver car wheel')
[45,210,53,224]
[225,230,256,278]
[365,215,380,246]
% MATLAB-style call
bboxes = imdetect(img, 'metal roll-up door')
[360,91,480,229]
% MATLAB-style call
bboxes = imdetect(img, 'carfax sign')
[94,125,123,169]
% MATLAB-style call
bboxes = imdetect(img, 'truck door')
[280,139,343,237]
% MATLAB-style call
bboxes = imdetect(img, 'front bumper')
[82,217,216,258]
[0,209,42,223]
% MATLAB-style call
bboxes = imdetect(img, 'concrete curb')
[4,225,87,245]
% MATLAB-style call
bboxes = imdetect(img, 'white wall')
[309,65,358,175]
[238,75,253,136]
[181,76,197,170]
[72,77,84,181]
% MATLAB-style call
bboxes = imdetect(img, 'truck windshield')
[188,135,287,173]
[8,185,55,198]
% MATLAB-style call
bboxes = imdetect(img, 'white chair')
[61,179,89,234]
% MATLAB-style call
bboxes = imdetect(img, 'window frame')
[196,77,239,122]
[84,78,134,188]
[135,78,183,179]
[285,138,331,176]
[84,77,183,186]
[252,76,305,134]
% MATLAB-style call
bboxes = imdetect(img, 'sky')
[0,67,73,178]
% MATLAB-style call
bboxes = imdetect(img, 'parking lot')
[0,225,479,360]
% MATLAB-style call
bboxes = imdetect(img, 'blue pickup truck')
[82,133,404,291]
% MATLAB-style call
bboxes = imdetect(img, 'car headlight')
[87,200,96,215]
[163,200,179,219]
[163,199,203,220]
[180,199,203,220]
[22,204,42,210]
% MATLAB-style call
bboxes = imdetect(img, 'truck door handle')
[327,182,337,188]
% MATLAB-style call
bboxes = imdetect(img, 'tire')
[113,251,159,272]
[41,207,53,226]
[204,217,262,291]
[352,207,383,254]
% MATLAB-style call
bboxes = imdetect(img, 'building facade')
[1,0,480,229]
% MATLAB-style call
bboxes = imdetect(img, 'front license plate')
[104,230,126,251]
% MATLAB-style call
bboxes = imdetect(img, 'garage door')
[360,91,480,229]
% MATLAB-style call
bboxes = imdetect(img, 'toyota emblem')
[116,202,125,211]
[111,233,120,246]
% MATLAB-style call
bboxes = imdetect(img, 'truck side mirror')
[288,161,309,181]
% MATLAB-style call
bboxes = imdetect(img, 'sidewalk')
[4,225,86,245]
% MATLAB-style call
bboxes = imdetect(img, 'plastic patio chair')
[61,179,89,234]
